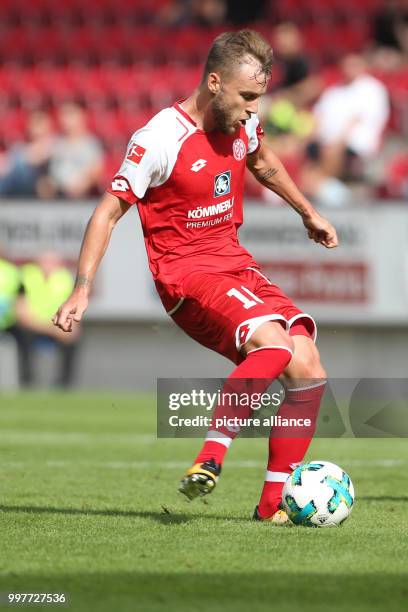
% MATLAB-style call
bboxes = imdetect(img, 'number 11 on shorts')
[227,286,264,309]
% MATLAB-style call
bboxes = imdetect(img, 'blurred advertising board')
[240,203,408,325]
[1,202,407,324]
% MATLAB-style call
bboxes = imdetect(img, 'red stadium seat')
[0,108,26,144]
[0,0,404,162]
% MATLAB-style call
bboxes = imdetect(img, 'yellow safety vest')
[267,99,314,138]
[21,263,74,323]
[0,259,20,330]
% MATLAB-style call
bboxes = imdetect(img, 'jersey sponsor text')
[187,196,234,219]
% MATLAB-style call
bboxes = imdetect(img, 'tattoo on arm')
[258,167,278,182]
[76,274,91,288]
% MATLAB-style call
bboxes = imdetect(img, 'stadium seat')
[0,0,406,166]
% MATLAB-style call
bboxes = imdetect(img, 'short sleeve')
[108,126,166,204]
[245,114,264,155]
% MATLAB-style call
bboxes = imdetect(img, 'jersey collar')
[173,100,205,134]
[174,100,196,125]
[173,99,242,138]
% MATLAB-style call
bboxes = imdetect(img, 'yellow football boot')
[178,459,221,501]
[253,505,290,525]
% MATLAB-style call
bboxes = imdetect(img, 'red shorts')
[168,267,316,365]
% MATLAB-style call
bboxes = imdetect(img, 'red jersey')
[108,101,264,311]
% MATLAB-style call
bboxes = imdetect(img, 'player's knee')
[284,345,326,380]
[243,320,294,355]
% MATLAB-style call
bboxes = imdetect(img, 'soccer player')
[53,30,338,523]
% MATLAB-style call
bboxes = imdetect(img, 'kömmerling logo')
[214,171,231,197]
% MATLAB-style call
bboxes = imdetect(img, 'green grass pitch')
[0,392,407,611]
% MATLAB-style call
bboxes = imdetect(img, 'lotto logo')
[214,171,231,197]
[111,178,129,192]
[238,323,251,344]
[191,159,207,172]
[233,138,246,161]
[126,143,146,165]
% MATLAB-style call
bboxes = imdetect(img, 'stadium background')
[1,0,407,389]
[1,4,408,612]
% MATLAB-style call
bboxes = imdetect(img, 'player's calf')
[257,336,327,520]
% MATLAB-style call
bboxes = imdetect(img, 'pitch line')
[2,459,406,469]
[0,431,156,444]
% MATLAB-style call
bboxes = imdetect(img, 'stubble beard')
[211,94,238,135]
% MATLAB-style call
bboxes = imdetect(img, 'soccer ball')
[281,461,354,527]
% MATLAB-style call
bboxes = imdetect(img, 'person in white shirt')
[310,54,390,178]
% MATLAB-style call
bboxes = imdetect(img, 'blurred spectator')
[14,252,80,388]
[262,98,314,139]
[300,163,352,209]
[396,15,408,56]
[257,23,318,184]
[274,23,309,87]
[226,0,266,24]
[159,0,227,28]
[308,54,390,179]
[0,111,55,198]
[373,1,408,51]
[43,102,104,199]
[190,0,226,27]
[0,249,20,334]
[269,23,319,107]
[371,2,408,71]
[0,248,21,390]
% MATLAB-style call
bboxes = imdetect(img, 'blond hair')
[203,29,273,82]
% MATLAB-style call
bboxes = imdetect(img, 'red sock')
[257,382,326,518]
[194,346,292,465]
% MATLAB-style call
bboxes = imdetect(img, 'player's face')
[210,61,268,135]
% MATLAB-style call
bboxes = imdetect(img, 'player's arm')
[53,192,130,332]
[246,141,338,249]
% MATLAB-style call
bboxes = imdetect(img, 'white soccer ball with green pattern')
[281,461,354,527]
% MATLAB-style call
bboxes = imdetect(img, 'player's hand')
[302,212,338,249]
[52,289,89,332]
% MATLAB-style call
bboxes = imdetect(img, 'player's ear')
[207,72,221,95]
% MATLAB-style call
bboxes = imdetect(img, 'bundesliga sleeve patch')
[126,142,146,166]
